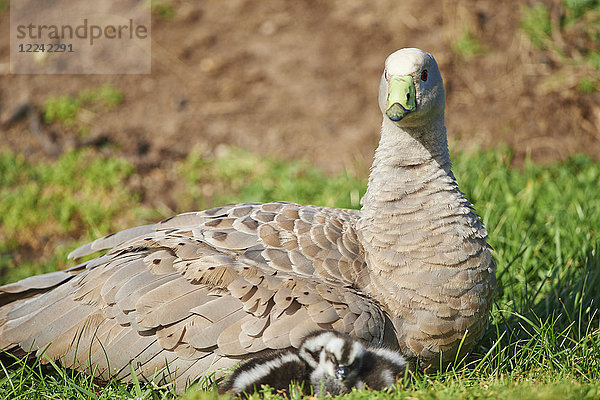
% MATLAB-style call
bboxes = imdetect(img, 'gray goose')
[0,48,496,391]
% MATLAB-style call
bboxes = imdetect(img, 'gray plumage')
[0,48,496,392]
[221,330,406,396]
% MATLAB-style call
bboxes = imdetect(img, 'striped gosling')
[220,331,406,396]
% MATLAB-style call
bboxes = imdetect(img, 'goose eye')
[384,69,389,81]
[421,69,428,81]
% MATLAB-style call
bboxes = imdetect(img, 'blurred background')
[0,0,599,280]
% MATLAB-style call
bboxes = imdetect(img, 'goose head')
[378,48,445,128]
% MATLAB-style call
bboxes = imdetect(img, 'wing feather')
[0,202,381,394]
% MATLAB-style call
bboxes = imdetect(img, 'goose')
[0,48,496,392]
[221,330,406,396]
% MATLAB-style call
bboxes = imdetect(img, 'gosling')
[220,330,406,396]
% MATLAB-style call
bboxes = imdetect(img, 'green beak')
[386,75,416,121]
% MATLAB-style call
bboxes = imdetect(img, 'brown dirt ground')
[1,0,599,211]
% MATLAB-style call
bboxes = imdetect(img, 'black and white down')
[221,330,407,396]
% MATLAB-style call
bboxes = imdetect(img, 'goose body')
[222,330,406,396]
[0,48,496,391]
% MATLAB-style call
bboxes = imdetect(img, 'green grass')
[577,77,600,93]
[451,30,486,61]
[43,84,124,135]
[178,147,365,211]
[0,351,177,399]
[43,96,80,126]
[521,3,553,50]
[0,149,138,284]
[1,147,599,398]
[150,0,175,20]
[521,0,600,91]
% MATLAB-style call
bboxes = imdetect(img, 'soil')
[1,0,599,203]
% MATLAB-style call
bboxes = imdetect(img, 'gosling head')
[299,331,365,382]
